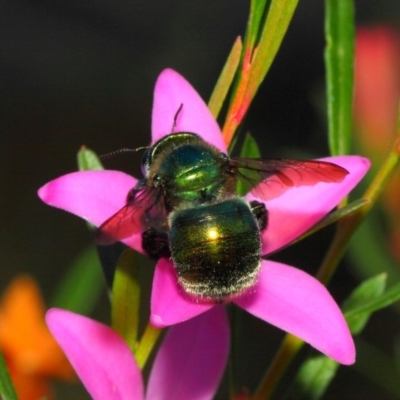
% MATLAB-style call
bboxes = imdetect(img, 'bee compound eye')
[153,174,161,187]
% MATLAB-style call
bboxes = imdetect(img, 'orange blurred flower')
[0,276,76,400]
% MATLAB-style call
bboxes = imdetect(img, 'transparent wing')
[95,185,167,245]
[230,158,349,201]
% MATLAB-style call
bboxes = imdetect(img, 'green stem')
[135,322,162,369]
[252,335,302,400]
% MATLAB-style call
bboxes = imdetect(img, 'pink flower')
[46,306,229,400]
[38,69,370,365]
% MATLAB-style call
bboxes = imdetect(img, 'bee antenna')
[100,147,148,160]
[171,103,184,133]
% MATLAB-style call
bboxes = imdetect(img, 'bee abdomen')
[169,198,261,298]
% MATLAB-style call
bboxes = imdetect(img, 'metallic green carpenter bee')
[96,132,348,299]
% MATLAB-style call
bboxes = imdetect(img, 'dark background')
[1,0,400,399]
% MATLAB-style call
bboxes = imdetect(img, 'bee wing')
[95,185,166,245]
[230,158,349,201]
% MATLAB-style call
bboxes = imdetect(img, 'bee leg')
[249,200,268,231]
[142,227,171,259]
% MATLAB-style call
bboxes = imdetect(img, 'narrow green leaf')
[299,198,367,240]
[342,274,387,334]
[325,0,355,155]
[226,0,298,137]
[292,355,339,400]
[50,246,105,315]
[239,132,261,158]
[244,0,269,51]
[236,133,261,195]
[208,37,243,119]
[344,279,400,323]
[77,146,104,171]
[112,249,141,352]
[223,0,298,145]
[77,146,104,230]
[0,350,18,400]
[246,0,299,101]
[269,199,368,255]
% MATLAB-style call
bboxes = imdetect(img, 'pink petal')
[46,309,144,400]
[150,259,213,327]
[152,69,227,152]
[147,307,229,400]
[38,171,143,252]
[252,155,370,255]
[234,260,355,364]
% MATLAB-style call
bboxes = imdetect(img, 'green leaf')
[344,279,400,326]
[0,350,18,400]
[292,355,339,400]
[324,0,355,156]
[208,37,242,119]
[342,274,386,334]
[50,246,105,315]
[269,199,368,255]
[244,0,269,51]
[239,132,261,159]
[112,249,141,352]
[225,0,299,141]
[77,146,104,171]
[236,133,261,195]
[314,199,368,229]
[77,146,105,230]
[246,0,300,101]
